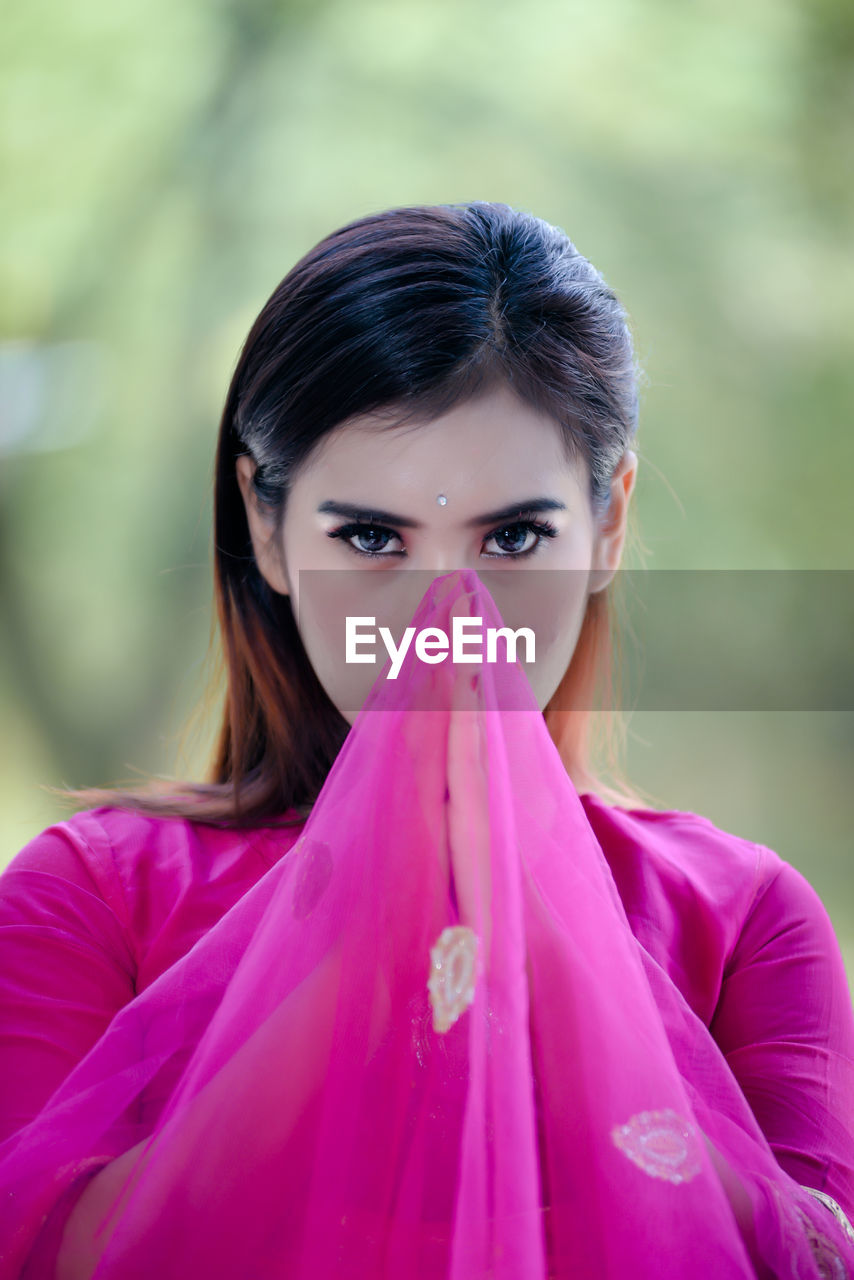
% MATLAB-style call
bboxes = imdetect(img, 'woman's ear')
[234,455,290,596]
[587,449,638,595]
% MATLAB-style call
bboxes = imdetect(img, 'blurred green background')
[2,0,852,979]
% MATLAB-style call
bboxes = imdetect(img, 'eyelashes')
[325,516,559,561]
[326,522,405,558]
[483,519,559,557]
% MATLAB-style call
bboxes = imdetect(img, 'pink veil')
[1,567,852,1278]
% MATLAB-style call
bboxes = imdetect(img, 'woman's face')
[237,383,636,721]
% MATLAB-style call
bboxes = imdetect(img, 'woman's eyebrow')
[316,498,566,528]
[467,498,566,527]
[317,501,420,527]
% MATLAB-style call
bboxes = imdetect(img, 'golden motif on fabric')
[796,1203,851,1280]
[427,926,479,1034]
[801,1187,854,1248]
[610,1108,703,1184]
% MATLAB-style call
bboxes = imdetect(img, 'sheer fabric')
[1,567,853,1278]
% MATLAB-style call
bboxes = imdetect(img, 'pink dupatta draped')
[1,567,852,1278]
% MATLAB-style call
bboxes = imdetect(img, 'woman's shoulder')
[9,802,302,867]
[577,792,844,1018]
[2,804,303,932]
[2,805,305,988]
[4,805,203,895]
[578,790,842,962]
[577,792,799,966]
[578,790,778,887]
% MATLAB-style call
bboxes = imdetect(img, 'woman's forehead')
[293,386,589,503]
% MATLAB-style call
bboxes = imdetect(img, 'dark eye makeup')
[325,515,559,560]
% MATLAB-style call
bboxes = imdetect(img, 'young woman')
[1,202,852,1279]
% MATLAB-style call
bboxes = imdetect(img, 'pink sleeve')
[710,847,854,1217]
[0,815,137,1146]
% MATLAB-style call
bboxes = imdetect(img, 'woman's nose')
[407,544,475,576]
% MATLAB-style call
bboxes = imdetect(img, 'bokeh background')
[2,0,852,979]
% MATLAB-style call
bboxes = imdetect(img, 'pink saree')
[1,567,853,1277]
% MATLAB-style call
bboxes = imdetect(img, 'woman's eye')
[327,523,404,556]
[484,523,540,556]
[327,517,556,559]
[350,527,396,554]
